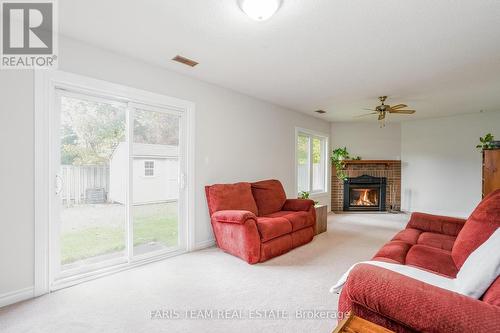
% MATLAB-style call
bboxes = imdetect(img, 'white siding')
[109,142,180,204]
[132,158,179,204]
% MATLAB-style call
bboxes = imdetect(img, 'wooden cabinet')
[483,149,500,198]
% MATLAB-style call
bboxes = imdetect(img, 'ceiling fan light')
[239,0,282,21]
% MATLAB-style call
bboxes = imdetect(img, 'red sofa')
[339,189,500,332]
[205,179,316,264]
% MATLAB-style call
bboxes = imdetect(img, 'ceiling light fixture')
[238,0,282,21]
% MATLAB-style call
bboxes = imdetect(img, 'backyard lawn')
[61,202,178,265]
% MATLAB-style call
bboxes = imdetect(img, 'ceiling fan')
[356,96,416,126]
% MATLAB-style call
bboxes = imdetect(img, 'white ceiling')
[59,0,500,122]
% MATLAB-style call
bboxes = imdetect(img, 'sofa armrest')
[340,264,500,332]
[282,199,314,212]
[210,210,261,264]
[406,212,466,236]
[212,210,257,224]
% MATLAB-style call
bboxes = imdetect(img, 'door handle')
[55,174,63,195]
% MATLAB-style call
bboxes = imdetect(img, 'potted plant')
[476,133,500,150]
[331,147,361,180]
[298,191,319,206]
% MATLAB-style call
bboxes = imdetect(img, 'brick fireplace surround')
[331,160,401,212]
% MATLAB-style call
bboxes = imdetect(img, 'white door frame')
[34,70,196,296]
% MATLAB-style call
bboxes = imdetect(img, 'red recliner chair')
[205,179,316,264]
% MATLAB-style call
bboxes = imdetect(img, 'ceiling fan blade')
[354,112,377,118]
[390,104,408,110]
[362,108,377,111]
[389,110,415,114]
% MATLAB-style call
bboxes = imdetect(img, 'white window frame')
[295,127,329,197]
[34,70,196,295]
[144,160,155,177]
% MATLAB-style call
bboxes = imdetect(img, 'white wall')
[401,111,500,218]
[0,37,330,298]
[0,70,35,299]
[330,122,401,160]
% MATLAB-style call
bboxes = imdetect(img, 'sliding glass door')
[130,105,183,257]
[51,89,187,284]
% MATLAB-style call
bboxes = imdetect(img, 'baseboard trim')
[194,239,215,250]
[0,287,34,308]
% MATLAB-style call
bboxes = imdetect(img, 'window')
[144,160,155,177]
[296,129,328,195]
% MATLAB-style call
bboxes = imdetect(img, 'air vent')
[172,55,199,67]
[314,110,327,114]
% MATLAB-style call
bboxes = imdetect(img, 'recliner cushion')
[372,241,412,264]
[205,182,258,215]
[417,232,456,251]
[392,228,421,244]
[251,179,287,216]
[256,217,292,242]
[406,245,458,277]
[265,211,314,231]
[452,189,500,269]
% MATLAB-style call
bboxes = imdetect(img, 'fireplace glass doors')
[349,187,379,207]
[343,175,386,211]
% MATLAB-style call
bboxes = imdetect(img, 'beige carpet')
[0,213,408,333]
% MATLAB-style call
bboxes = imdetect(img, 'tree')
[297,135,322,165]
[133,110,179,146]
[61,96,125,165]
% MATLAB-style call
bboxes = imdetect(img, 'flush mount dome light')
[238,0,282,21]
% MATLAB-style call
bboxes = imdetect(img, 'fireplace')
[343,175,386,211]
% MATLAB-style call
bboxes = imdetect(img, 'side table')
[314,204,327,235]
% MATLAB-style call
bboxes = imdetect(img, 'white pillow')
[455,228,500,298]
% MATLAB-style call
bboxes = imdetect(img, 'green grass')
[61,226,126,265]
[61,205,178,265]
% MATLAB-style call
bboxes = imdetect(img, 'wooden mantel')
[342,160,400,167]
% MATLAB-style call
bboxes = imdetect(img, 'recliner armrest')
[282,199,314,212]
[406,212,466,236]
[212,210,257,224]
[340,264,500,332]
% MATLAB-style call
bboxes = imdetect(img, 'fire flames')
[353,189,378,206]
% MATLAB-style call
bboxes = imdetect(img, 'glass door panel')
[57,93,127,274]
[297,133,310,193]
[131,108,181,256]
[312,137,326,192]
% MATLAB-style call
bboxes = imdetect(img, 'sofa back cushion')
[205,182,258,216]
[251,179,287,216]
[452,189,500,269]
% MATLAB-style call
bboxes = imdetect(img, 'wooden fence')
[60,165,109,206]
